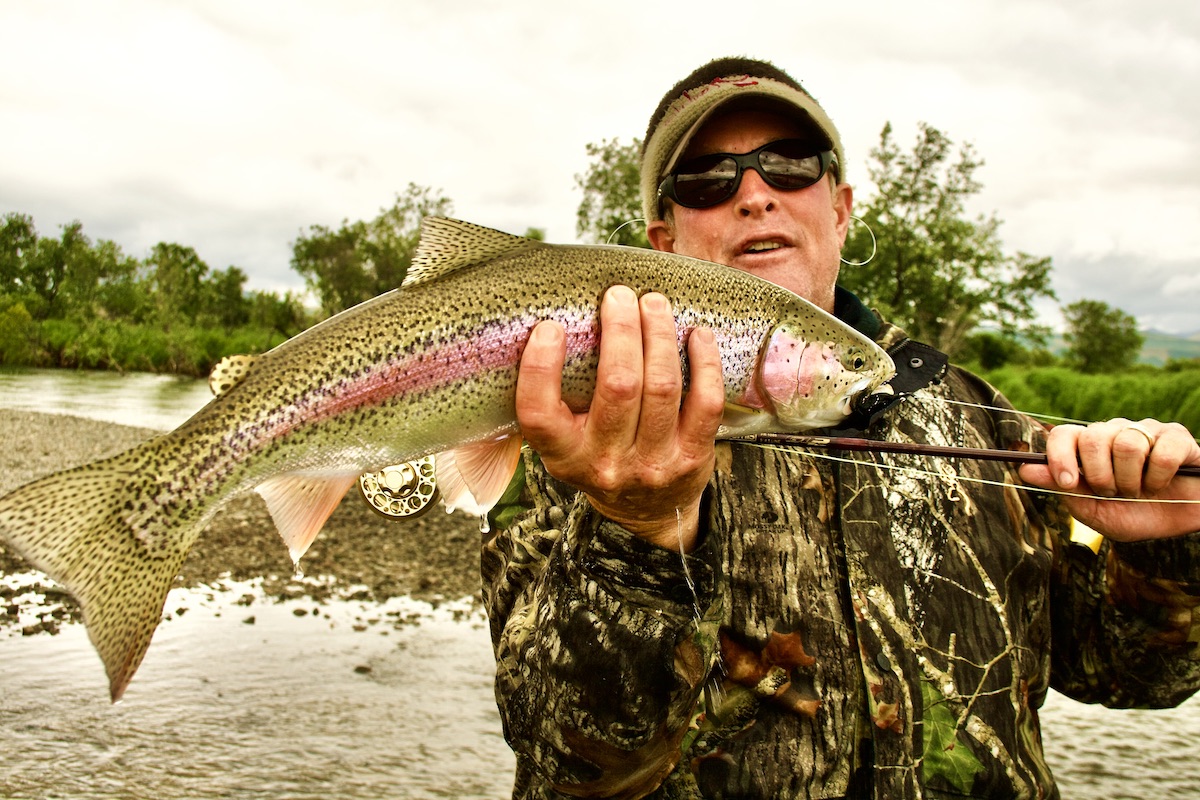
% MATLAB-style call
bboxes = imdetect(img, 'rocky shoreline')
[0,410,485,634]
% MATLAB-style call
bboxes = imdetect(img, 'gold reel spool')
[358,456,440,519]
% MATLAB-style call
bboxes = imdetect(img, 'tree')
[0,297,36,364]
[19,220,94,318]
[839,123,1056,357]
[1062,299,1144,374]
[0,213,37,296]
[202,266,252,329]
[247,289,308,339]
[574,138,649,248]
[291,183,454,316]
[146,242,210,327]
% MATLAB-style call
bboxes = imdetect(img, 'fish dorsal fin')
[435,434,524,517]
[255,472,360,563]
[208,354,257,397]
[403,217,537,287]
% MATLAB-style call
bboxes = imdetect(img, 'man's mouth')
[744,240,785,254]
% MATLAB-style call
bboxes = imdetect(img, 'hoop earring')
[840,216,877,267]
[607,218,646,244]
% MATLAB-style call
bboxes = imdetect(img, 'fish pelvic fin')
[404,218,539,287]
[435,434,524,517]
[0,451,201,701]
[255,472,360,563]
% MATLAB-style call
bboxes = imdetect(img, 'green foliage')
[958,331,1061,373]
[839,123,1056,357]
[0,213,38,294]
[30,316,289,376]
[290,183,453,316]
[982,365,1200,431]
[0,211,311,376]
[1062,299,1144,374]
[0,298,36,365]
[574,138,650,248]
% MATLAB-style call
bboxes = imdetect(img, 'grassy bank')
[980,363,1200,431]
[4,316,291,377]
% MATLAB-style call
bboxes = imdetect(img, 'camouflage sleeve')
[1050,527,1200,708]
[481,449,721,798]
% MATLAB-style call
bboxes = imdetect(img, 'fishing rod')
[742,433,1200,479]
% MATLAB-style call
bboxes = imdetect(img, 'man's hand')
[515,285,726,552]
[1019,417,1200,541]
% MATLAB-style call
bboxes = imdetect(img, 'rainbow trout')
[0,217,895,700]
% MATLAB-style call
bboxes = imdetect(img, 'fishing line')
[676,506,705,622]
[749,441,1200,505]
[913,395,1200,444]
[912,395,1092,427]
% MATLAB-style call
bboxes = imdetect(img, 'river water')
[1,367,1198,799]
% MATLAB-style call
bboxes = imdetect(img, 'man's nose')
[734,167,777,216]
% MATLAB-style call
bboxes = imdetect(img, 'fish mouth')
[845,382,896,422]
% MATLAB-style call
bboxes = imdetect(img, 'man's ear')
[833,181,854,247]
[646,219,676,253]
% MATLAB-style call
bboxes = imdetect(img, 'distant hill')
[1139,329,1200,365]
[1042,329,1200,366]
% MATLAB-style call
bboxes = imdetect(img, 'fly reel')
[357,457,440,519]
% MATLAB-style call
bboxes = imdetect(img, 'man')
[482,57,1200,798]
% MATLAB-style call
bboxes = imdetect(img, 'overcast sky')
[2,0,1198,333]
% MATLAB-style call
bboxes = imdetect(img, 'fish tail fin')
[0,445,204,701]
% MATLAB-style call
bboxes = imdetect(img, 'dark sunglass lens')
[672,155,739,207]
[759,142,825,189]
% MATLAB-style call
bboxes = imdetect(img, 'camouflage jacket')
[480,299,1200,799]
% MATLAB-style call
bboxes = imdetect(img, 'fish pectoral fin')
[717,401,774,438]
[435,434,524,517]
[256,472,361,563]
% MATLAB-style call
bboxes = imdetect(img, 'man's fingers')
[1042,424,1083,489]
[635,292,685,448]
[679,326,726,445]
[1039,418,1200,499]
[586,286,645,444]
[1111,421,1154,496]
[515,320,571,449]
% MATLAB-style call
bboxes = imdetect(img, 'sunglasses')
[658,139,836,210]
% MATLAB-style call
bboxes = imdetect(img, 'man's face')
[647,109,852,313]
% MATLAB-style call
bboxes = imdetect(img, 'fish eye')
[848,348,866,371]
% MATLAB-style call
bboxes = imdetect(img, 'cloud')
[1051,252,1200,334]
[0,0,1197,337]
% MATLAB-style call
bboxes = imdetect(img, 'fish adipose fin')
[0,452,197,701]
[255,473,361,563]
[208,354,258,397]
[403,218,539,287]
[435,434,524,517]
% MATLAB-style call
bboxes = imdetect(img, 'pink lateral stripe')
[255,314,599,445]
